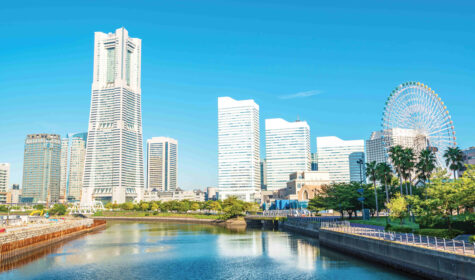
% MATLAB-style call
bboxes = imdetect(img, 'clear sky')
[1,0,474,189]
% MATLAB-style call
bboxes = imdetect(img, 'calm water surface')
[1,222,419,280]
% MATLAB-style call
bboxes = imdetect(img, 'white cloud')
[279,90,322,100]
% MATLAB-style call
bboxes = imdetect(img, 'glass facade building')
[218,97,260,202]
[316,136,365,183]
[22,134,61,203]
[82,28,144,204]
[146,137,178,192]
[265,118,310,191]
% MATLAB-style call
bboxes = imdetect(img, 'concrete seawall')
[281,220,475,280]
[0,219,106,263]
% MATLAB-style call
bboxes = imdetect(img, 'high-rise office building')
[365,131,386,164]
[265,118,310,191]
[59,138,69,202]
[311,153,318,171]
[68,133,87,201]
[316,136,365,183]
[82,28,144,204]
[0,163,9,203]
[0,163,9,193]
[22,134,61,203]
[218,97,260,202]
[463,147,475,165]
[58,133,88,202]
[366,128,428,165]
[260,159,267,190]
[146,137,178,192]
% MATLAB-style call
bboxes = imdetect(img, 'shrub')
[145,213,149,216]
[153,211,158,215]
[93,211,103,217]
[469,235,475,243]
[415,229,464,239]
[33,204,45,210]
[420,219,475,234]
[385,224,413,233]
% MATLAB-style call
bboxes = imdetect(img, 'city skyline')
[2,1,474,189]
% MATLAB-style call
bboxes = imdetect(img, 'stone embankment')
[281,218,475,280]
[0,219,106,262]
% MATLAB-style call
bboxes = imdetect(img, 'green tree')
[389,145,405,195]
[122,202,135,210]
[386,193,408,224]
[150,203,159,211]
[205,201,222,211]
[376,162,393,204]
[365,161,379,215]
[416,149,437,185]
[444,147,464,179]
[140,203,150,211]
[49,204,67,216]
[190,203,200,211]
[105,202,113,209]
[33,204,45,210]
[400,147,415,195]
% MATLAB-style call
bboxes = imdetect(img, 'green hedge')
[420,219,475,234]
[385,224,413,233]
[415,229,463,239]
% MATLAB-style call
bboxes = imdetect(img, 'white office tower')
[59,138,69,202]
[265,118,310,191]
[317,136,365,183]
[82,28,144,205]
[147,137,178,192]
[218,97,260,202]
[0,163,9,203]
[366,128,428,164]
[365,131,386,164]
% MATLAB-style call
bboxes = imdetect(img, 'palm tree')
[416,149,436,185]
[365,161,379,216]
[444,147,464,179]
[400,148,415,195]
[376,162,392,204]
[389,145,404,195]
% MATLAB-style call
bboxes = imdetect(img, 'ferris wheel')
[382,81,456,168]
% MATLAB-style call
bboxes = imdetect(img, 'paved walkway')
[324,225,475,256]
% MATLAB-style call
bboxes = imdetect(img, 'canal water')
[0,222,419,280]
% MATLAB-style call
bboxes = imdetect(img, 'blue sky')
[1,0,474,189]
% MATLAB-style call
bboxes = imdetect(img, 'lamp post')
[357,159,364,184]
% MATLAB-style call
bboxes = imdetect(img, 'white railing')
[321,222,474,256]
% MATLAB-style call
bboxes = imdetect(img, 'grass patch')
[350,217,420,230]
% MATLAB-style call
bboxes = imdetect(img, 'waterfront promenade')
[281,217,475,280]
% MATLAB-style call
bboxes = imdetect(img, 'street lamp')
[356,159,364,184]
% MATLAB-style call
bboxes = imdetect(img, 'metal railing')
[321,222,475,256]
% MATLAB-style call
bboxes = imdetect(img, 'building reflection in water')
[217,230,319,271]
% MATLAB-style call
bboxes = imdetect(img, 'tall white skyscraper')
[316,136,365,183]
[82,28,144,204]
[265,118,310,191]
[147,137,178,192]
[218,97,260,202]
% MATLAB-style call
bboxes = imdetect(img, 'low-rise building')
[285,171,330,201]
[143,189,205,202]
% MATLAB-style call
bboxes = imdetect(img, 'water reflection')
[0,222,418,280]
